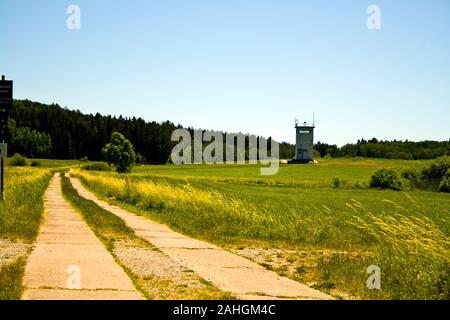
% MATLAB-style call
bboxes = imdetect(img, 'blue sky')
[0,0,449,145]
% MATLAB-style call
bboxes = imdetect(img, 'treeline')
[7,119,52,158]
[315,138,449,160]
[10,100,178,164]
[173,131,294,163]
[9,100,294,164]
[9,100,448,162]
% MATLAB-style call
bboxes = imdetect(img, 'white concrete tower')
[294,119,315,162]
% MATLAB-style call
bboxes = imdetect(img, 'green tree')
[102,132,136,173]
[7,119,52,158]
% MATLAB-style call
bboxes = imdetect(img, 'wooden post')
[1,75,4,200]
[0,75,12,201]
[1,157,3,200]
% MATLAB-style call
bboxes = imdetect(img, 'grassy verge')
[60,174,235,300]
[0,168,52,241]
[0,168,52,300]
[0,257,27,300]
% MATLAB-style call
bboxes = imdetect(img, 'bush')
[332,177,349,188]
[81,162,111,172]
[421,156,450,182]
[30,160,40,167]
[400,168,421,189]
[9,153,27,167]
[438,170,450,193]
[79,156,89,162]
[369,169,403,191]
[332,177,342,188]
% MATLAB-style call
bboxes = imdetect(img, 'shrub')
[369,169,403,191]
[421,156,450,182]
[81,162,111,172]
[9,153,27,167]
[400,168,421,189]
[438,170,450,193]
[332,177,351,189]
[332,177,343,188]
[30,160,40,167]
[79,156,89,162]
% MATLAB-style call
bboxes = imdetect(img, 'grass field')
[132,158,430,186]
[4,158,80,169]
[72,158,450,300]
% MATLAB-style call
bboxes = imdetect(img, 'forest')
[7,99,449,163]
[315,139,449,160]
[9,100,177,164]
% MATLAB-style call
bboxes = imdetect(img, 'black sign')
[0,80,13,110]
[0,79,12,141]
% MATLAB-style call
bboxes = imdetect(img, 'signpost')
[0,75,12,199]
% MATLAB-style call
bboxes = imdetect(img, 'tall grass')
[0,167,52,241]
[347,199,450,299]
[72,169,277,243]
[72,169,449,246]
[0,167,52,300]
[74,169,365,246]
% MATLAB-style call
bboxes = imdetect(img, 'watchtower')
[294,119,315,162]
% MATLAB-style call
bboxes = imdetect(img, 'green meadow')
[73,158,450,300]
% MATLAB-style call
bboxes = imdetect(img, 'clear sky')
[1,0,449,145]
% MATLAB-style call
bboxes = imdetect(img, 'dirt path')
[70,177,332,300]
[22,175,144,300]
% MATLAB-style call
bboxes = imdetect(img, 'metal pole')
[1,157,4,200]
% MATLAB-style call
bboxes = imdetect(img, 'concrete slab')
[23,289,143,300]
[22,175,144,300]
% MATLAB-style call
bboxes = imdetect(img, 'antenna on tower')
[295,118,298,127]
